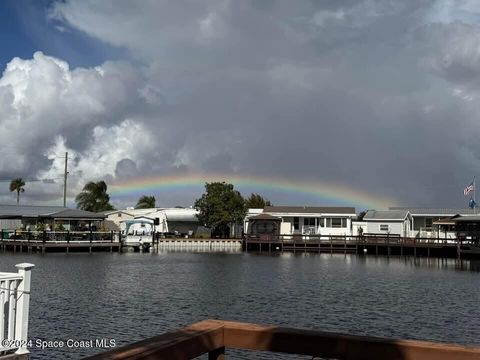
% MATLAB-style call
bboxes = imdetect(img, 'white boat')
[121,218,154,250]
[460,244,480,255]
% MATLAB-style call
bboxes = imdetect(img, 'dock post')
[414,238,417,257]
[208,346,225,360]
[330,236,332,254]
[457,241,461,260]
[15,263,35,355]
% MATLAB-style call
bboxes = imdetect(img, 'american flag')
[464,181,474,196]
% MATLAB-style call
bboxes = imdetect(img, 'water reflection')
[0,252,478,359]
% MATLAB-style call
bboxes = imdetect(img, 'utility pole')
[63,152,68,207]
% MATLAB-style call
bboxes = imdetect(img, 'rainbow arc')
[109,173,392,210]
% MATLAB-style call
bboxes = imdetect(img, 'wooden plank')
[222,321,480,360]
[86,320,480,360]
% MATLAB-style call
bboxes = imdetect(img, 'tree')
[10,178,25,205]
[357,210,367,221]
[75,181,115,212]
[194,182,246,238]
[135,195,156,209]
[245,193,271,209]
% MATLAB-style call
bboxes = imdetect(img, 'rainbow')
[109,173,393,210]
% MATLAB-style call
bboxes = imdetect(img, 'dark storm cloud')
[114,159,138,180]
[3,0,480,207]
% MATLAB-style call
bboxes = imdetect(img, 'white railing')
[0,263,34,355]
[302,226,318,235]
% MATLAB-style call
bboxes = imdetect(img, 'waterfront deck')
[0,230,120,253]
[86,319,480,360]
[244,234,477,259]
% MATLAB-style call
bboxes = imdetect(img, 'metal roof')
[453,215,480,222]
[46,209,105,220]
[389,207,475,216]
[364,210,409,220]
[0,205,67,218]
[0,205,105,219]
[263,206,356,214]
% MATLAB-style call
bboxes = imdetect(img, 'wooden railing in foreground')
[85,320,480,360]
[0,263,34,356]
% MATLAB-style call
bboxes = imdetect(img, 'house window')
[326,218,347,228]
[413,218,422,230]
[318,218,324,227]
[293,217,299,230]
[304,218,315,226]
[118,213,122,217]
[380,224,389,232]
[425,218,433,229]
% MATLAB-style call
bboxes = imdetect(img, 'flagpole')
[474,176,477,214]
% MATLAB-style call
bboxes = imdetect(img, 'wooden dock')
[244,234,476,259]
[0,239,121,253]
[0,230,120,253]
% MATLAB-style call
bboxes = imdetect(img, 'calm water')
[0,251,479,359]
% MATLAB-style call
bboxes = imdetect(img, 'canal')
[1,251,479,359]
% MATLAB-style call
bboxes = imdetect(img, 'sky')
[1,0,480,210]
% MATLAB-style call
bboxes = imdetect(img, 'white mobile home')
[362,210,411,237]
[389,207,475,238]
[261,206,357,236]
[104,208,155,231]
[116,207,201,236]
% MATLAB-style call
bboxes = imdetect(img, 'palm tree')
[9,178,25,205]
[75,181,115,212]
[135,195,156,209]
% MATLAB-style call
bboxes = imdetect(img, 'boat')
[121,218,154,250]
[460,243,480,255]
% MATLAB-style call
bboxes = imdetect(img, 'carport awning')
[44,209,105,220]
[0,205,105,220]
